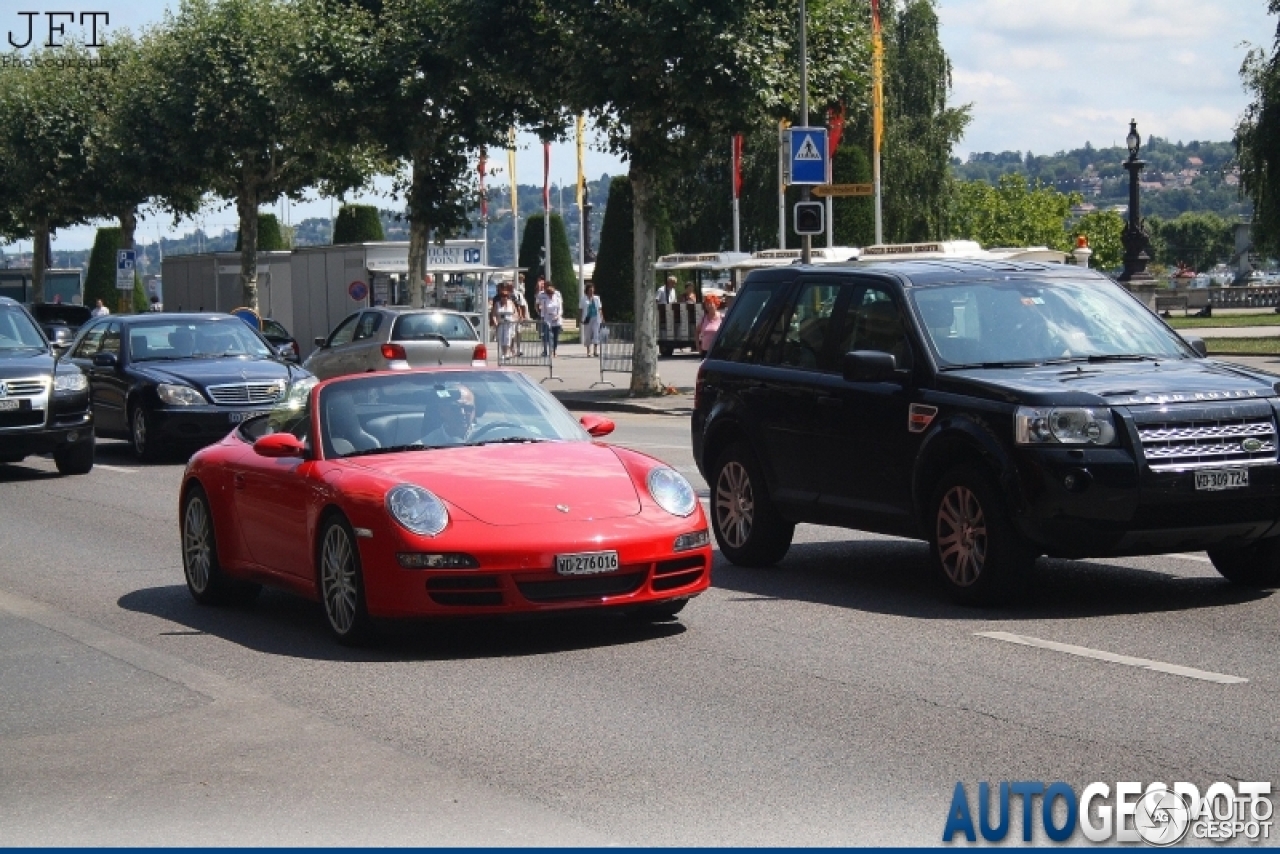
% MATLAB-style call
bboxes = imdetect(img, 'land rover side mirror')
[843,350,898,383]
[1184,336,1208,357]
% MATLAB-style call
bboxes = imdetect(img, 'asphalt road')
[0,416,1276,845]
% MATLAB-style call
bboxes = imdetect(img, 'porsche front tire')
[318,514,374,645]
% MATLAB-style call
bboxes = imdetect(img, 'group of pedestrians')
[489,273,606,360]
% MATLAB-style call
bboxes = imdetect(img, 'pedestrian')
[491,282,519,359]
[90,298,110,318]
[697,295,723,356]
[655,276,678,303]
[580,284,604,358]
[512,273,529,322]
[682,284,698,304]
[536,281,564,357]
[148,295,163,311]
[52,294,63,304]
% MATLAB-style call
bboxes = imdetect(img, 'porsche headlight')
[647,467,698,517]
[386,484,449,537]
[157,382,206,406]
[1015,406,1117,446]
[52,372,87,392]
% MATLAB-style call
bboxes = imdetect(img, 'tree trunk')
[237,191,260,311]
[119,208,138,312]
[407,158,430,308]
[629,165,662,395]
[31,222,49,305]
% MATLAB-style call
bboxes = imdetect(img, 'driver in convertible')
[421,385,477,446]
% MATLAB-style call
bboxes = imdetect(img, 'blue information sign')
[789,127,829,185]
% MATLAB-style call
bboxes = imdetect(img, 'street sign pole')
[116,249,136,315]
[799,0,810,265]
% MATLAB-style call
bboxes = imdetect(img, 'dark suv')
[0,297,94,474]
[692,260,1280,603]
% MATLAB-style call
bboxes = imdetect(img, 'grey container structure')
[161,251,295,323]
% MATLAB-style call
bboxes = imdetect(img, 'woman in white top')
[580,284,604,357]
[491,283,519,358]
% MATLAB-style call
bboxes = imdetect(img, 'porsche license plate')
[0,399,17,411]
[1195,468,1249,491]
[555,550,619,576]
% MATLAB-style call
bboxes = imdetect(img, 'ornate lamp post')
[1118,119,1155,285]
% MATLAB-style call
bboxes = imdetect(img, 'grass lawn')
[1166,313,1280,329]
[1205,338,1280,356]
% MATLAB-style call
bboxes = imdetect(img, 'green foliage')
[1237,28,1280,256]
[234,214,289,251]
[1148,212,1234,272]
[948,174,1080,251]
[1073,210,1124,271]
[518,213,579,310]
[833,144,875,248]
[594,176,635,322]
[332,205,385,244]
[132,272,149,314]
[84,228,122,311]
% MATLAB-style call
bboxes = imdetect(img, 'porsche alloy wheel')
[181,484,259,606]
[710,443,793,567]
[319,516,372,644]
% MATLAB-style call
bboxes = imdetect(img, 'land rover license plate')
[555,551,619,576]
[1195,468,1249,491]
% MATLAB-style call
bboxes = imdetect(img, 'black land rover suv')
[692,260,1280,603]
[0,297,94,474]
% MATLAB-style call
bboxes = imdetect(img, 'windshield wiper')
[467,436,547,446]
[938,360,1047,371]
[340,442,450,457]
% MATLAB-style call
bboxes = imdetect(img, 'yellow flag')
[872,1,884,152]
[575,115,586,207]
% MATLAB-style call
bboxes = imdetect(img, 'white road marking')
[94,464,138,474]
[975,631,1247,685]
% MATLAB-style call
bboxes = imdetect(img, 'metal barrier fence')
[496,320,561,382]
[595,322,635,387]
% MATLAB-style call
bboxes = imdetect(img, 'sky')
[1,0,1274,251]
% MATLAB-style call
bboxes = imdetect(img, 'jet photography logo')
[943,780,1274,845]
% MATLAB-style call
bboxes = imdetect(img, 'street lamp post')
[1118,119,1155,286]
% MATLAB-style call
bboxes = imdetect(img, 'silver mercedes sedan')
[303,308,487,380]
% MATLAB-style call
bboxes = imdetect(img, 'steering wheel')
[469,420,529,441]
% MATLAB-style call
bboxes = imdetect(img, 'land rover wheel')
[710,442,794,567]
[1207,541,1280,587]
[929,466,1035,605]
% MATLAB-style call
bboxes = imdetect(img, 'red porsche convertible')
[178,368,712,643]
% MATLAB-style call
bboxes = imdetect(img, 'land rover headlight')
[386,484,449,537]
[1015,406,1117,446]
[157,382,206,406]
[52,372,87,392]
[648,467,698,517]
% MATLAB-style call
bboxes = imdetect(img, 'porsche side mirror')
[92,352,118,368]
[843,350,898,383]
[253,432,307,459]
[580,415,616,438]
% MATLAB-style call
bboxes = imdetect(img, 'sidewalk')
[496,338,701,416]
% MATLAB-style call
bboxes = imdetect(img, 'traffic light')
[794,201,824,235]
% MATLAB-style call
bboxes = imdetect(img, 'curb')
[552,393,694,418]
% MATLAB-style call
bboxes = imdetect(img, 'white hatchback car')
[303,308,487,380]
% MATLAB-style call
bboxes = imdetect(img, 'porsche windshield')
[318,370,589,458]
[910,278,1192,368]
[128,318,273,361]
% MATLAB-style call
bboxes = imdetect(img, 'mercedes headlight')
[157,382,206,406]
[284,375,317,409]
[647,467,698,517]
[386,484,449,537]
[1015,406,1117,446]
[52,372,87,392]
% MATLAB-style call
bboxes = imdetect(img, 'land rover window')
[838,287,914,369]
[763,281,842,371]
[708,280,790,363]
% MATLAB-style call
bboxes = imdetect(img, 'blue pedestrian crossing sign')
[789,127,828,185]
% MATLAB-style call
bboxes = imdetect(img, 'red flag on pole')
[543,142,551,211]
[827,105,844,159]
[479,147,488,218]
[732,134,744,200]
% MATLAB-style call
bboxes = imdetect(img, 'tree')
[84,228,124,312]
[1149,212,1234,272]
[1236,9,1280,257]
[143,0,374,310]
[235,214,290,251]
[948,174,1080,251]
[1073,210,1125,271]
[332,205,385,244]
[832,143,875,248]
[594,176,636,322]
[518,213,578,310]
